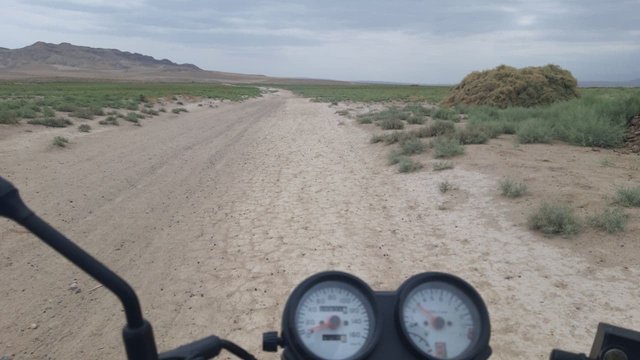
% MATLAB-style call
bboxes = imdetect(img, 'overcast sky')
[1,0,639,83]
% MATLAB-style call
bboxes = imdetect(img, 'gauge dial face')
[401,281,482,359]
[294,281,375,360]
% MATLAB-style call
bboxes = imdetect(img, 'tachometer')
[283,272,380,360]
[398,273,491,360]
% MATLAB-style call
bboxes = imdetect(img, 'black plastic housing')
[590,323,640,359]
[278,271,491,360]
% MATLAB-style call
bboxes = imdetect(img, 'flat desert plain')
[1,90,639,359]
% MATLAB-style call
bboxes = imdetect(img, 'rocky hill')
[0,41,200,72]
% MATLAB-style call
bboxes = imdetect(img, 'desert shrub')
[411,120,455,138]
[172,107,188,114]
[78,124,91,132]
[403,104,432,116]
[99,116,119,126]
[379,131,414,145]
[455,125,490,144]
[42,107,56,118]
[559,114,625,148]
[387,150,404,165]
[70,108,94,120]
[400,138,426,155]
[0,109,19,124]
[433,161,454,171]
[406,115,426,125]
[125,112,143,123]
[432,137,465,158]
[588,207,629,233]
[16,106,37,119]
[28,117,73,127]
[398,157,423,173]
[159,107,167,113]
[614,186,640,207]
[126,101,139,110]
[141,108,159,116]
[439,181,455,193]
[499,179,527,198]
[54,103,77,112]
[517,119,553,144]
[444,64,579,108]
[433,107,459,121]
[379,118,405,130]
[52,136,69,147]
[528,203,580,235]
[370,134,385,143]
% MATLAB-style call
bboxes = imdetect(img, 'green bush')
[42,107,56,118]
[614,186,640,207]
[99,116,119,126]
[402,104,432,116]
[499,179,527,198]
[372,131,414,145]
[54,103,77,112]
[433,161,454,171]
[517,119,553,144]
[410,120,455,138]
[0,109,19,124]
[52,136,69,147]
[528,203,580,236]
[433,108,459,121]
[78,124,91,132]
[379,118,405,130]
[406,115,426,125]
[439,180,455,193]
[398,157,423,172]
[125,112,143,123]
[455,124,490,144]
[588,207,628,233]
[432,137,465,158]
[400,138,426,155]
[70,108,95,120]
[172,107,188,114]
[387,150,404,165]
[28,117,73,127]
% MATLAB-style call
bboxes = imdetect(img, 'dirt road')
[1,91,638,359]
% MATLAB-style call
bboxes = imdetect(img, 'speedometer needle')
[308,315,341,333]
[417,304,445,330]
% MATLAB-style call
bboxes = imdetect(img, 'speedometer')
[282,272,381,360]
[398,273,491,360]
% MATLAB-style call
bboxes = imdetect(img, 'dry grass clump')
[528,203,580,236]
[444,64,579,108]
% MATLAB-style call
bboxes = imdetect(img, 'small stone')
[69,281,81,294]
[29,323,38,329]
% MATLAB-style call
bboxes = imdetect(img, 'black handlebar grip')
[0,176,33,222]
[550,349,589,360]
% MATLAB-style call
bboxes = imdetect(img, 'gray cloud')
[2,0,639,82]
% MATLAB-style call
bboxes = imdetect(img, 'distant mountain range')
[0,41,201,72]
[0,42,345,84]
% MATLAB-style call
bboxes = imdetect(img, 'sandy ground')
[1,91,639,359]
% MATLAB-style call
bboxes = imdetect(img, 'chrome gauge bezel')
[396,272,491,360]
[282,271,382,360]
